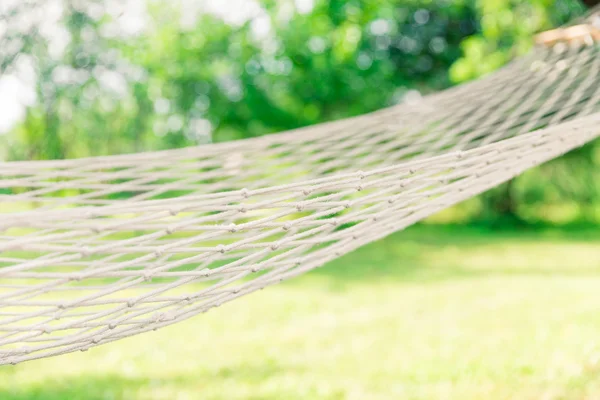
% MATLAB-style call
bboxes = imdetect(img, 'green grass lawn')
[1,224,600,400]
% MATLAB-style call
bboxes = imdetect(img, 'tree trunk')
[44,106,64,160]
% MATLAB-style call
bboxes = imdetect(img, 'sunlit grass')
[1,224,600,399]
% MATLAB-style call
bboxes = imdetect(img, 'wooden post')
[535,24,600,47]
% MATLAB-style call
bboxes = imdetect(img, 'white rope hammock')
[1,33,600,364]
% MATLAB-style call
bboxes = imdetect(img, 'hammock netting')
[1,29,600,364]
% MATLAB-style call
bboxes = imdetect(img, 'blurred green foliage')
[451,0,586,81]
[137,0,478,142]
[0,0,598,224]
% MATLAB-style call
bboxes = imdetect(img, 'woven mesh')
[1,38,600,364]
